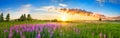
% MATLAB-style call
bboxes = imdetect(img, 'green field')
[0,21,120,38]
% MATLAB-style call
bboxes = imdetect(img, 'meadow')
[0,21,120,38]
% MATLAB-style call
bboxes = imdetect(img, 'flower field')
[0,21,120,38]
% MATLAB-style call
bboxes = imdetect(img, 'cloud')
[31,5,59,20]
[59,8,106,19]
[59,3,67,7]
[18,4,32,14]
[3,3,67,20]
[34,6,56,11]
[109,0,120,4]
[96,0,120,6]
[96,0,105,6]
[4,4,32,19]
[51,0,63,3]
[33,5,63,13]
[96,0,105,3]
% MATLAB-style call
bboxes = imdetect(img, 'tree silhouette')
[20,14,24,21]
[51,19,57,22]
[0,13,4,22]
[99,18,102,21]
[6,13,10,21]
[23,14,26,20]
[27,14,32,21]
[19,14,32,21]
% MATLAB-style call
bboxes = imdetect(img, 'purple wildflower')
[50,31,54,38]
[36,33,41,38]
[4,30,8,33]
[4,23,60,38]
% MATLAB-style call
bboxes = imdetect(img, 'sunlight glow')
[61,15,68,21]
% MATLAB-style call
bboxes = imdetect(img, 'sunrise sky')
[0,0,120,20]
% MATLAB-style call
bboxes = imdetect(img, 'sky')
[0,0,120,20]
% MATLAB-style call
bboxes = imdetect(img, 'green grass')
[74,22,120,38]
[0,21,45,29]
[0,21,120,38]
[0,21,45,38]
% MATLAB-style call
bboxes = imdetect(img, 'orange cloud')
[59,8,106,19]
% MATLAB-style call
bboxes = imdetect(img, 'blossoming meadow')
[0,21,120,38]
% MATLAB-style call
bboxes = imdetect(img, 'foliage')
[19,14,32,21]
[19,14,24,21]
[23,14,27,20]
[0,13,4,22]
[27,14,32,21]
[6,13,10,21]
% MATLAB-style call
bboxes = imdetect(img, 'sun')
[61,15,67,21]
[61,17,67,21]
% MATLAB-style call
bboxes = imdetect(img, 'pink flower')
[104,34,106,38]
[100,32,102,38]
[8,33,13,38]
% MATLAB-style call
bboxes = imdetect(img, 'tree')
[51,19,57,22]
[99,18,102,21]
[23,14,26,20]
[19,14,32,21]
[20,14,24,21]
[27,14,32,21]
[6,13,10,21]
[0,13,4,22]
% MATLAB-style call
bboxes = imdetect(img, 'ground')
[0,21,120,38]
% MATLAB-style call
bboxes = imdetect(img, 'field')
[0,21,120,38]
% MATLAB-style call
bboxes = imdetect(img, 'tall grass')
[0,21,120,38]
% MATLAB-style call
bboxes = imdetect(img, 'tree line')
[0,13,32,22]
[18,14,32,21]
